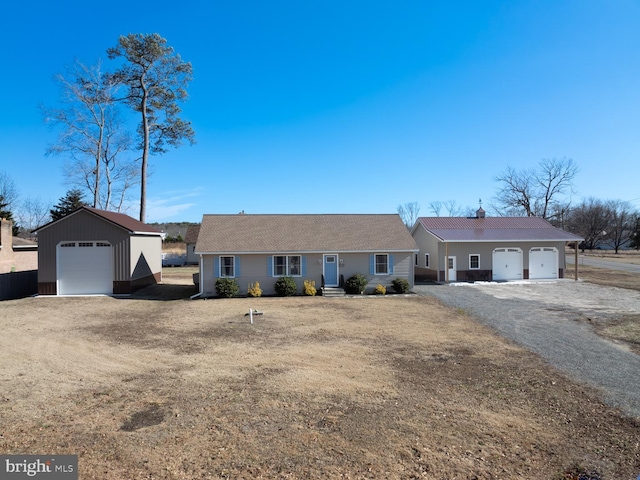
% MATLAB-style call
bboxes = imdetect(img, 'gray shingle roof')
[184,224,201,244]
[416,216,583,242]
[196,214,418,253]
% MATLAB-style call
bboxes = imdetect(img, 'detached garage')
[35,207,163,295]
[412,208,583,283]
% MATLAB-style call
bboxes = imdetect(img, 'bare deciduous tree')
[397,202,420,228]
[605,199,635,254]
[0,171,19,211]
[494,158,578,218]
[43,60,137,211]
[15,196,52,238]
[566,198,610,252]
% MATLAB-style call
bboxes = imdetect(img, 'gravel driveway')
[414,280,640,418]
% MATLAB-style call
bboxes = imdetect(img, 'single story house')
[195,213,419,296]
[411,208,583,282]
[0,218,38,273]
[184,224,201,265]
[34,207,163,295]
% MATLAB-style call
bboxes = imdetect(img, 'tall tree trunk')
[139,83,150,223]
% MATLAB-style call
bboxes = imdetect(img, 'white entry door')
[529,247,558,279]
[444,256,457,282]
[492,248,523,281]
[57,241,113,295]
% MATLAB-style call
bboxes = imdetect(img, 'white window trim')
[425,253,430,268]
[374,253,389,275]
[469,254,480,270]
[219,255,235,278]
[273,255,302,277]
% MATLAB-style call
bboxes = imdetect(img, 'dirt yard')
[1,271,639,478]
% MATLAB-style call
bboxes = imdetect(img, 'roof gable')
[34,207,161,235]
[415,216,583,242]
[196,214,418,253]
[184,224,201,244]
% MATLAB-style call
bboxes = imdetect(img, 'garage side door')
[492,248,523,281]
[57,241,113,295]
[529,247,558,279]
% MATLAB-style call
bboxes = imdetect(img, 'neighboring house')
[412,208,583,282]
[184,224,201,265]
[34,207,163,295]
[195,213,418,296]
[0,218,37,273]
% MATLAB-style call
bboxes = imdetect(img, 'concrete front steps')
[322,287,346,297]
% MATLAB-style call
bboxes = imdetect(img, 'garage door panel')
[58,242,113,295]
[492,248,523,281]
[529,247,558,279]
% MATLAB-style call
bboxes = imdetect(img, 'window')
[425,254,430,268]
[375,254,389,275]
[469,254,480,270]
[61,242,75,248]
[79,242,93,247]
[96,242,110,247]
[220,256,235,277]
[273,255,302,276]
[415,254,418,266]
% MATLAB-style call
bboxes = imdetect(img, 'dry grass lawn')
[2,272,639,479]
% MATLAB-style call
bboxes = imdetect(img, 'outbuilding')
[412,208,583,282]
[34,207,163,295]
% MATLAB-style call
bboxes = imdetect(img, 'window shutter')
[235,256,241,277]
[369,255,375,275]
[302,256,307,276]
[214,257,219,278]
[267,256,273,276]
[389,254,394,274]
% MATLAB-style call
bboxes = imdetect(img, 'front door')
[323,254,339,286]
[445,256,457,282]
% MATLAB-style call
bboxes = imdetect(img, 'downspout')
[190,254,205,299]
[574,242,579,281]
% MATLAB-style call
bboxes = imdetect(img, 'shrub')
[374,284,386,295]
[274,276,297,296]
[303,279,317,296]
[345,273,368,294]
[247,282,263,297]
[391,278,410,294]
[215,278,239,298]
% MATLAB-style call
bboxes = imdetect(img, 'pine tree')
[50,189,88,221]
[0,194,19,236]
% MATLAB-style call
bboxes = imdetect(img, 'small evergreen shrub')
[215,278,239,298]
[391,278,410,294]
[274,276,298,296]
[303,279,317,296]
[247,282,263,297]
[345,273,368,294]
[374,284,386,295]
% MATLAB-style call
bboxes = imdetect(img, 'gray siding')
[201,251,414,296]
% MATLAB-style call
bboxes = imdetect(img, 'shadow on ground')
[130,283,198,301]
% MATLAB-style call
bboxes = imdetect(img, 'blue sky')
[1,0,639,223]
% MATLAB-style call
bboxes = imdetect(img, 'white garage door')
[529,247,558,279]
[57,241,113,295]
[492,248,523,281]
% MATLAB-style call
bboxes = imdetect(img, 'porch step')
[322,287,346,297]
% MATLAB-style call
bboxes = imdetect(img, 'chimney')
[0,218,12,249]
